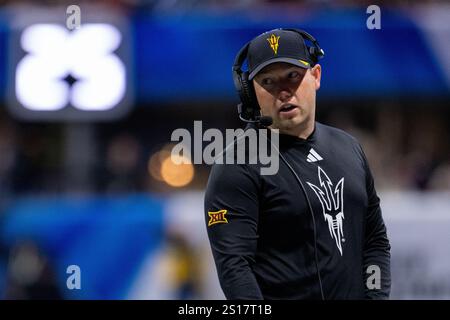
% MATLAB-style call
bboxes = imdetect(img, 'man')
[204,28,391,299]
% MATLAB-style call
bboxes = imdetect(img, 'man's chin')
[272,117,310,135]
[275,118,302,130]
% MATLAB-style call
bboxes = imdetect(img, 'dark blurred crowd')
[0,99,449,201]
[322,102,450,191]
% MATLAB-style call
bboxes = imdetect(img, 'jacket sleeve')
[359,145,391,299]
[204,162,263,300]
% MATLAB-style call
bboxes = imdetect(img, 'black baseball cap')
[247,29,313,80]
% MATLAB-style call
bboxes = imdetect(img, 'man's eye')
[262,78,273,85]
[288,71,299,79]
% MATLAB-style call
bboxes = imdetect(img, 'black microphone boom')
[238,113,273,127]
[257,116,273,127]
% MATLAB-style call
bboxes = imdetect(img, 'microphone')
[237,103,273,127]
[257,116,273,127]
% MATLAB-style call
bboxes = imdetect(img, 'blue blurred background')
[0,0,449,299]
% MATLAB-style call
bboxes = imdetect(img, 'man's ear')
[311,64,321,90]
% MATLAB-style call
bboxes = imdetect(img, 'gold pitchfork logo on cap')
[267,34,280,55]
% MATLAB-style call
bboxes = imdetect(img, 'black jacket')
[204,122,391,300]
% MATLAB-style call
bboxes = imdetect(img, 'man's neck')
[296,122,315,140]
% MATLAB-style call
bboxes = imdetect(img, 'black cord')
[263,130,325,300]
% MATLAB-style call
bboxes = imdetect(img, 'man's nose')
[277,85,293,101]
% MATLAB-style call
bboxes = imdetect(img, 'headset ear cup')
[240,72,258,117]
[309,47,317,60]
[232,41,262,122]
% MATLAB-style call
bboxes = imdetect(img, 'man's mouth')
[279,104,298,113]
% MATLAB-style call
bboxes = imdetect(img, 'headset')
[232,28,324,125]
[232,28,326,300]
